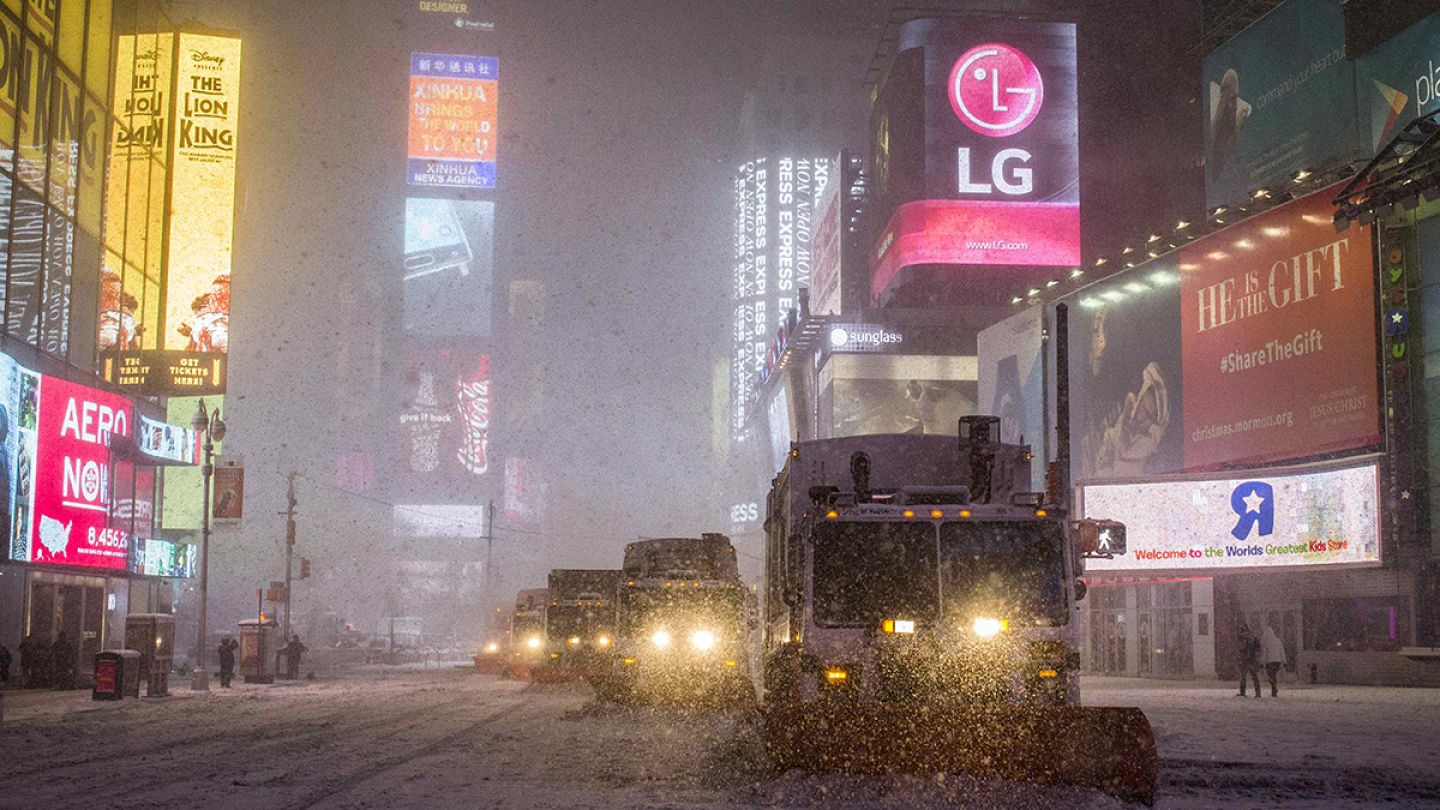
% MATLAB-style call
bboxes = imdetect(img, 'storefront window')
[1303,597,1411,652]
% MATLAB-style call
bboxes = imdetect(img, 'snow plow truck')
[599,535,754,706]
[530,568,623,684]
[505,587,549,679]
[759,416,1157,804]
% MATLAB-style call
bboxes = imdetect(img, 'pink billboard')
[29,376,134,569]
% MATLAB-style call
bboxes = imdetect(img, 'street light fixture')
[190,399,226,692]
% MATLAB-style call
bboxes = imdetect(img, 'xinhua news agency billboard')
[1067,185,1380,482]
[871,19,1079,304]
[408,53,497,188]
[1082,462,1381,572]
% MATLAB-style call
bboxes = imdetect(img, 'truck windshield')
[812,521,938,627]
[620,588,743,636]
[546,605,612,640]
[939,521,1068,626]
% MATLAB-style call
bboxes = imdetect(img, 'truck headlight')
[484,642,499,654]
[568,636,581,646]
[651,630,672,648]
[972,617,1008,638]
[526,636,542,649]
[597,635,611,647]
[689,629,716,651]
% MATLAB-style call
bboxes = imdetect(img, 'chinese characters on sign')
[408,53,498,188]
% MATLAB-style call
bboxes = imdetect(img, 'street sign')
[266,582,288,602]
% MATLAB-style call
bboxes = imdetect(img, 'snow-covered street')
[1,668,1438,808]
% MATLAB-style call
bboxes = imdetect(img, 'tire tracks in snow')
[275,694,532,810]
[1160,756,1440,804]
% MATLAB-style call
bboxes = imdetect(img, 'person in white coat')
[1261,625,1287,697]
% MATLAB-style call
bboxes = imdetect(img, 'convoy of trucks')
[479,308,1156,802]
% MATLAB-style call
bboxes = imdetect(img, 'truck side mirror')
[1074,578,1088,601]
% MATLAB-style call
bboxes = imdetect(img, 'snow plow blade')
[528,664,586,684]
[764,703,1158,805]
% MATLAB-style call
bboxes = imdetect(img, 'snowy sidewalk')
[1085,675,1440,808]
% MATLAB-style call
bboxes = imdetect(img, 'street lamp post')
[190,400,226,692]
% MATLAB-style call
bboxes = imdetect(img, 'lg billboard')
[870,19,1079,304]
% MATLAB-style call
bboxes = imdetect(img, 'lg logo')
[950,43,1043,197]
[949,43,1044,137]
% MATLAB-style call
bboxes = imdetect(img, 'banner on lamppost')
[212,455,244,527]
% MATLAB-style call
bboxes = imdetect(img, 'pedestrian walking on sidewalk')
[18,634,42,688]
[218,638,237,688]
[1262,625,1287,697]
[50,632,76,690]
[1236,622,1261,698]
[284,635,307,680]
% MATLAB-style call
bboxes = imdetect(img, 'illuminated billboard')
[1068,186,1379,481]
[1082,462,1381,571]
[0,357,139,572]
[137,415,199,465]
[408,53,497,188]
[398,351,491,481]
[869,21,1080,304]
[732,156,831,434]
[403,198,494,335]
[503,457,546,526]
[393,504,490,538]
[167,33,241,354]
[977,306,1045,490]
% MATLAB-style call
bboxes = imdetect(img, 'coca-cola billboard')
[398,350,492,492]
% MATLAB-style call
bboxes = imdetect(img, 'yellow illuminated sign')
[166,33,241,353]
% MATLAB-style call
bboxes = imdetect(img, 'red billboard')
[1178,187,1379,469]
[30,377,134,569]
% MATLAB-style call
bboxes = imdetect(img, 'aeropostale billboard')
[871,20,1079,304]
[1082,462,1381,571]
[1069,185,1379,480]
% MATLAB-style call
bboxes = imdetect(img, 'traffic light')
[300,557,311,579]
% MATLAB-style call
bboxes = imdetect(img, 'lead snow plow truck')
[760,417,1157,804]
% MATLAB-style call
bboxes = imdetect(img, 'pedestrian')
[1236,622,1261,698]
[284,634,307,680]
[50,632,76,690]
[218,637,237,688]
[17,634,38,687]
[0,642,11,685]
[1261,625,1287,697]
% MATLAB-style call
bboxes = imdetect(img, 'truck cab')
[605,535,753,704]
[762,419,1084,707]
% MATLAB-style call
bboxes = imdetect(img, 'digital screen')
[27,375,135,570]
[830,378,974,438]
[870,22,1080,304]
[732,156,831,435]
[1068,187,1379,480]
[1083,463,1381,571]
[977,306,1046,490]
[503,457,546,526]
[408,53,497,188]
[403,198,494,336]
[393,504,490,538]
[136,537,196,577]
[398,351,491,480]
[166,33,242,355]
[137,415,199,464]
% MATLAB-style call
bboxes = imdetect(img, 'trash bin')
[239,619,279,684]
[92,650,142,701]
[125,614,176,697]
